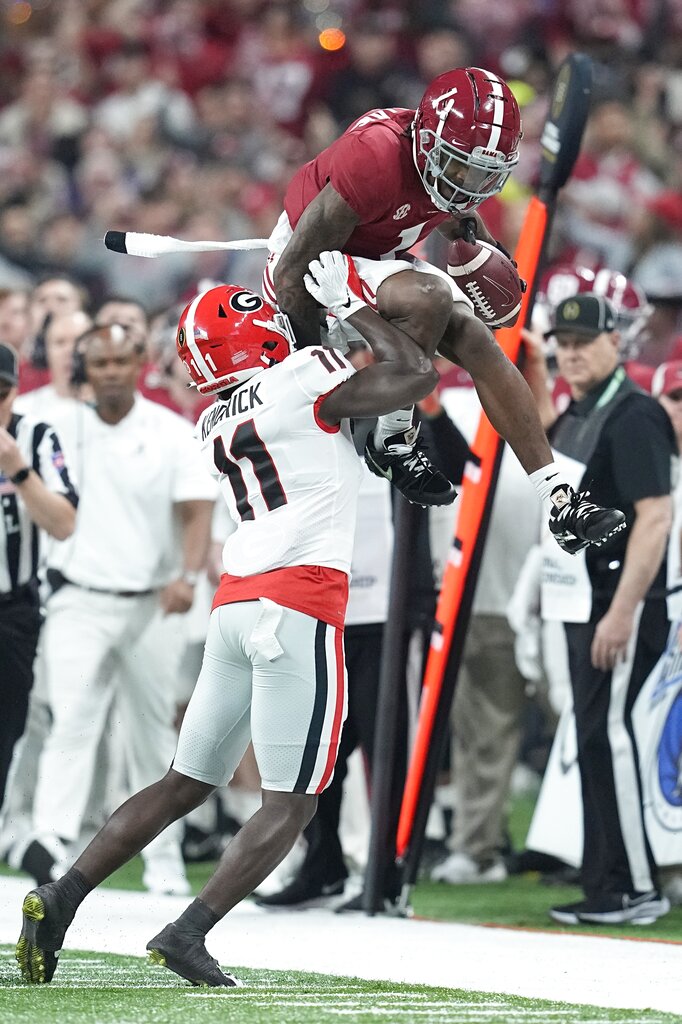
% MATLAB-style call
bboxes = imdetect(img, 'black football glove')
[492,239,527,292]
[460,217,478,245]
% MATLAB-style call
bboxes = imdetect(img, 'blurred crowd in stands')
[0,0,680,323]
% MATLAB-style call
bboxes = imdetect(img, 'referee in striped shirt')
[0,342,77,808]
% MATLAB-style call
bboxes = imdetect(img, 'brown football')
[446,239,523,329]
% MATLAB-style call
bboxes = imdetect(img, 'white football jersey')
[196,347,363,577]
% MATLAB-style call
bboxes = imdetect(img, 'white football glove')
[304,250,367,321]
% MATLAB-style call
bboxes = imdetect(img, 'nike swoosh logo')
[482,275,515,306]
[342,297,352,308]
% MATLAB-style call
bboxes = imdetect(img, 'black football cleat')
[255,873,345,909]
[364,427,457,507]
[16,885,75,984]
[146,923,241,987]
[549,485,626,554]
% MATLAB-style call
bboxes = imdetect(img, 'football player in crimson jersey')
[267,66,569,510]
[15,256,443,989]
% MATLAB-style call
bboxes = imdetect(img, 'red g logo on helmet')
[413,67,522,214]
[176,285,292,395]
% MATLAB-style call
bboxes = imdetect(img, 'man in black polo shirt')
[539,294,675,925]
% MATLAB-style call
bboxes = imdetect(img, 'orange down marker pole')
[396,196,548,859]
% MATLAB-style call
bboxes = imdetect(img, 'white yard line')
[1,877,680,1014]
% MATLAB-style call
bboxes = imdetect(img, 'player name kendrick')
[201,382,264,439]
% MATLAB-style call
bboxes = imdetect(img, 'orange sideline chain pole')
[393,53,594,901]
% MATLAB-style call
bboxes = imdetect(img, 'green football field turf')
[1,947,680,1024]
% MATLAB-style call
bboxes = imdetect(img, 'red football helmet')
[413,67,522,213]
[176,285,292,395]
[535,264,652,357]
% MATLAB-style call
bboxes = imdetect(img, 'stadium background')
[1,1,682,1020]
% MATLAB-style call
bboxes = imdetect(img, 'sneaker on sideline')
[12,834,70,887]
[255,872,346,909]
[334,890,412,918]
[550,890,670,926]
[431,851,507,885]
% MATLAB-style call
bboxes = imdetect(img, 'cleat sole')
[22,892,46,922]
[15,890,61,984]
[148,949,167,967]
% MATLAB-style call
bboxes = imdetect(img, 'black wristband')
[10,467,31,485]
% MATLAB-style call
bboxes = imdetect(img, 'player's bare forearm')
[320,306,437,421]
[19,479,76,541]
[439,312,554,473]
[592,495,672,669]
[176,499,214,574]
[609,496,672,617]
[274,184,360,347]
[348,305,434,373]
[325,361,437,420]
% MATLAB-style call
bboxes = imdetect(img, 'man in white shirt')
[18,323,216,896]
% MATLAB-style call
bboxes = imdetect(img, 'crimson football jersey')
[284,108,450,260]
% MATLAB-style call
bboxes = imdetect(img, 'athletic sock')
[50,867,93,911]
[374,408,415,449]
[528,464,563,504]
[174,897,221,939]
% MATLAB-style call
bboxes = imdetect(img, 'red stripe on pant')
[316,626,345,794]
[263,261,277,303]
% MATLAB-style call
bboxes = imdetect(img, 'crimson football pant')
[564,596,668,898]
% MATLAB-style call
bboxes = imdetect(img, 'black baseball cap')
[0,343,18,386]
[544,293,616,339]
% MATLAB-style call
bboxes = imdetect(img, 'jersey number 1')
[214,419,287,521]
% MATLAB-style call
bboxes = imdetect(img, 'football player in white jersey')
[16,251,440,988]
